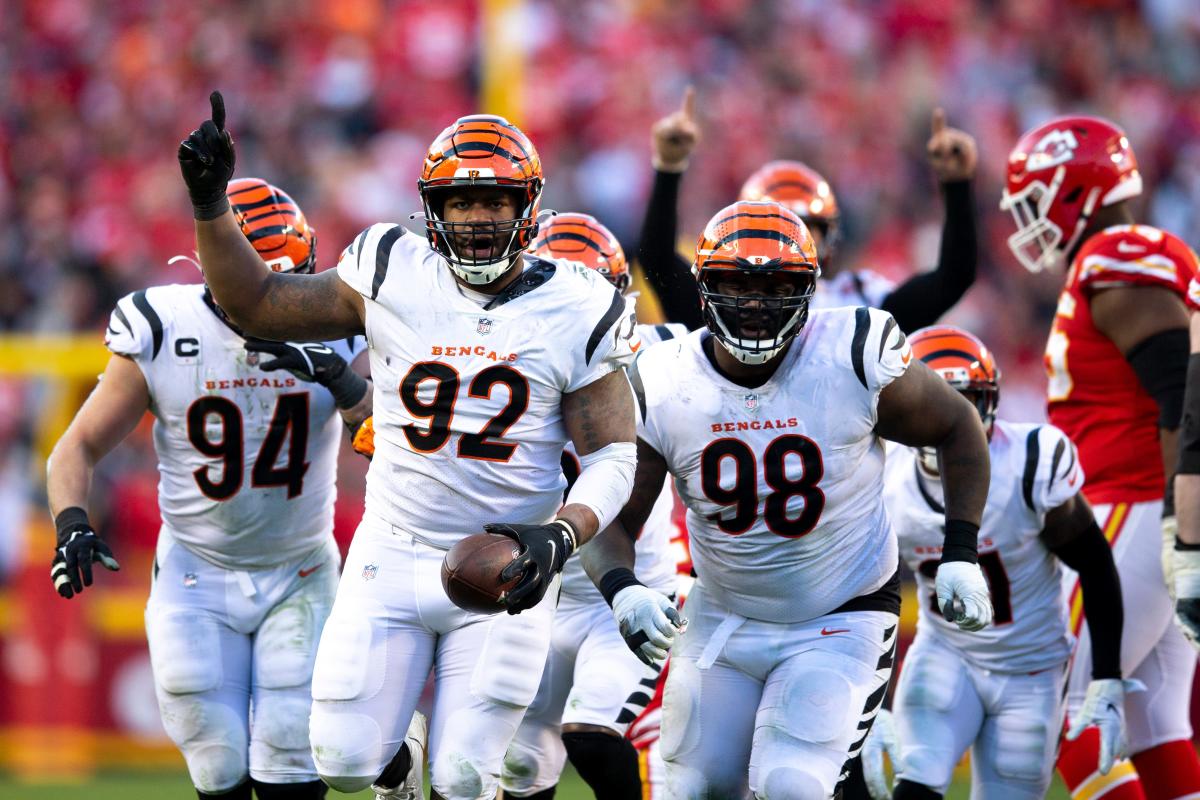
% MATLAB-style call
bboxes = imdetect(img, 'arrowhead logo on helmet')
[1000,116,1142,273]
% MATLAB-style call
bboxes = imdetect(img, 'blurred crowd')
[2,0,1200,568]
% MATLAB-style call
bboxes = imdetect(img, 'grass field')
[0,766,1073,799]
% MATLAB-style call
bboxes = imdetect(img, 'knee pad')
[756,766,827,800]
[157,690,248,792]
[774,666,855,746]
[309,705,384,793]
[250,690,317,782]
[896,649,964,715]
[251,779,328,799]
[431,751,486,800]
[562,731,640,800]
[893,779,943,800]
[501,736,554,797]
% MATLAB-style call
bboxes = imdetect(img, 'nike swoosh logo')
[1116,241,1146,253]
[630,340,642,353]
[298,563,324,578]
[821,627,850,636]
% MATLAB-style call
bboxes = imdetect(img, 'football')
[441,532,524,614]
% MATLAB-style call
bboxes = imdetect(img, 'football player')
[861,326,1128,800]
[498,213,683,800]
[584,200,994,799]
[637,88,977,332]
[177,94,640,800]
[1000,115,1200,800]
[46,179,370,800]
[1173,278,1200,647]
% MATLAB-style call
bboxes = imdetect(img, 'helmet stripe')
[539,231,607,253]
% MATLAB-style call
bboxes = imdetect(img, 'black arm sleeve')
[637,169,704,330]
[880,180,977,332]
[1047,518,1124,680]
[1178,354,1200,475]
[1126,328,1189,430]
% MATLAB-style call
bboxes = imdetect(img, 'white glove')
[1173,547,1200,650]
[934,561,993,631]
[612,584,685,667]
[1163,516,1178,602]
[1066,678,1145,775]
[861,709,899,800]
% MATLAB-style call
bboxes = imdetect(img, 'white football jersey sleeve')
[632,307,910,623]
[884,420,1083,673]
[337,225,638,548]
[105,284,357,569]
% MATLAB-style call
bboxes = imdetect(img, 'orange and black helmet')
[739,160,840,260]
[692,201,820,364]
[531,213,630,292]
[909,325,1001,433]
[227,178,317,274]
[417,114,545,284]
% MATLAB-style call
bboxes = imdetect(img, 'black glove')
[51,507,120,599]
[487,520,578,614]
[178,90,236,220]
[244,338,368,409]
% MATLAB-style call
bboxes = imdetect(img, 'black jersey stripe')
[131,290,163,358]
[628,354,648,422]
[113,304,133,336]
[654,324,675,342]
[351,227,369,260]
[585,289,626,365]
[851,306,871,389]
[1022,427,1042,512]
[878,316,897,360]
[1050,436,1067,485]
[371,226,405,301]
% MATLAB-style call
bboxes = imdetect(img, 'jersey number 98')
[700,434,825,538]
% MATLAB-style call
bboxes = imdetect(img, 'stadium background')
[2,0,1199,796]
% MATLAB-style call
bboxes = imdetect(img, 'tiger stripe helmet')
[418,114,545,285]
[693,201,820,365]
[227,178,317,274]
[531,213,629,292]
[739,160,840,262]
[909,325,1001,437]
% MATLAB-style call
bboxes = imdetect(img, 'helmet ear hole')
[1062,186,1083,204]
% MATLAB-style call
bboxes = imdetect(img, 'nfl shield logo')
[743,393,760,413]
[362,564,378,581]
[246,351,259,367]
[183,572,198,589]
[477,318,493,335]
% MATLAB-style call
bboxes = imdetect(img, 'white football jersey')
[337,224,639,548]
[633,307,911,623]
[810,269,895,312]
[105,284,364,569]
[559,322,688,602]
[884,420,1083,673]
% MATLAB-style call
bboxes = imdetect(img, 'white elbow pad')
[565,442,638,531]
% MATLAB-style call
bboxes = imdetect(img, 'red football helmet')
[531,213,630,292]
[417,115,545,285]
[693,201,820,365]
[228,178,318,273]
[1000,116,1141,273]
[739,160,840,262]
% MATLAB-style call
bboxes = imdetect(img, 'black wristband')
[193,194,230,222]
[940,519,980,564]
[598,568,643,608]
[55,507,92,541]
[1176,536,1200,552]
[327,369,368,410]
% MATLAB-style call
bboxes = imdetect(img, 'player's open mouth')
[462,235,495,258]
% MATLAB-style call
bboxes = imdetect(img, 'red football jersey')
[1046,224,1198,504]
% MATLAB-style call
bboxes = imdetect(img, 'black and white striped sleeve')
[1023,424,1085,515]
[104,289,165,363]
[849,306,913,394]
[336,223,408,301]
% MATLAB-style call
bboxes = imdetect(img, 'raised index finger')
[210,91,226,131]
[681,85,697,120]
[931,107,946,136]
